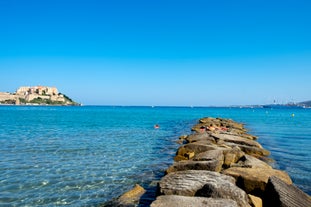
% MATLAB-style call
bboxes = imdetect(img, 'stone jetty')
[150,117,311,207]
[107,117,311,206]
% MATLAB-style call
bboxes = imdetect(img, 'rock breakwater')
[151,117,311,207]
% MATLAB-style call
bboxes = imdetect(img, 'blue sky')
[1,0,310,106]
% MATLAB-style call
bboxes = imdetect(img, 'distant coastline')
[0,86,80,106]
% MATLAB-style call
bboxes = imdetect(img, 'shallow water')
[0,106,310,206]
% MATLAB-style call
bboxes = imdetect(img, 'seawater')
[0,106,310,206]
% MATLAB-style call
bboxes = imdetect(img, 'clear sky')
[1,0,310,106]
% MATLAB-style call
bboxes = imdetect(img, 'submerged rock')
[105,184,146,207]
[151,195,238,207]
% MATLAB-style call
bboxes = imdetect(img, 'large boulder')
[224,143,270,157]
[248,194,262,207]
[158,170,250,207]
[221,130,257,140]
[116,184,146,206]
[223,148,246,168]
[166,160,223,173]
[175,143,220,161]
[151,195,238,207]
[264,176,311,207]
[199,117,245,131]
[105,184,146,206]
[185,133,216,144]
[223,167,292,196]
[193,149,224,162]
[212,134,263,148]
[237,155,272,169]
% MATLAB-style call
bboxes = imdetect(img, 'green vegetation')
[59,93,73,102]
[29,97,66,105]
[0,88,80,106]
[0,99,16,104]
[59,93,79,105]
[19,98,26,104]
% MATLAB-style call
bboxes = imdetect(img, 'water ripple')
[0,106,310,206]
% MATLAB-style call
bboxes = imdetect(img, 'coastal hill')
[262,100,311,108]
[298,100,311,107]
[0,86,80,106]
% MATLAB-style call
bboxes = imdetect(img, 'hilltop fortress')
[0,86,79,105]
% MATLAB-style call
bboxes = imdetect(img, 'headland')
[0,86,80,106]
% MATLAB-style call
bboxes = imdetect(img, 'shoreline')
[114,117,311,207]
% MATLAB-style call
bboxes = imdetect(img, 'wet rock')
[264,176,311,207]
[223,167,292,196]
[150,195,238,207]
[116,184,146,206]
[158,170,250,207]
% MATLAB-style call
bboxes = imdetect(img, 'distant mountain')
[262,100,311,109]
[298,100,311,107]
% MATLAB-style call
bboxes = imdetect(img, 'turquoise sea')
[0,106,310,206]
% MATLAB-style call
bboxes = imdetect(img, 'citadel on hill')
[0,86,79,106]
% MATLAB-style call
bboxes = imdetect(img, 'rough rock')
[150,195,238,207]
[223,167,292,196]
[153,117,307,207]
[166,160,223,174]
[175,143,220,161]
[184,151,195,159]
[223,148,246,168]
[232,155,272,169]
[225,143,270,157]
[116,184,146,206]
[158,170,250,207]
[193,149,224,162]
[185,133,216,144]
[179,135,188,140]
[264,176,311,207]
[212,134,263,148]
[248,194,262,207]
[199,117,245,131]
[240,133,258,140]
[220,131,257,140]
